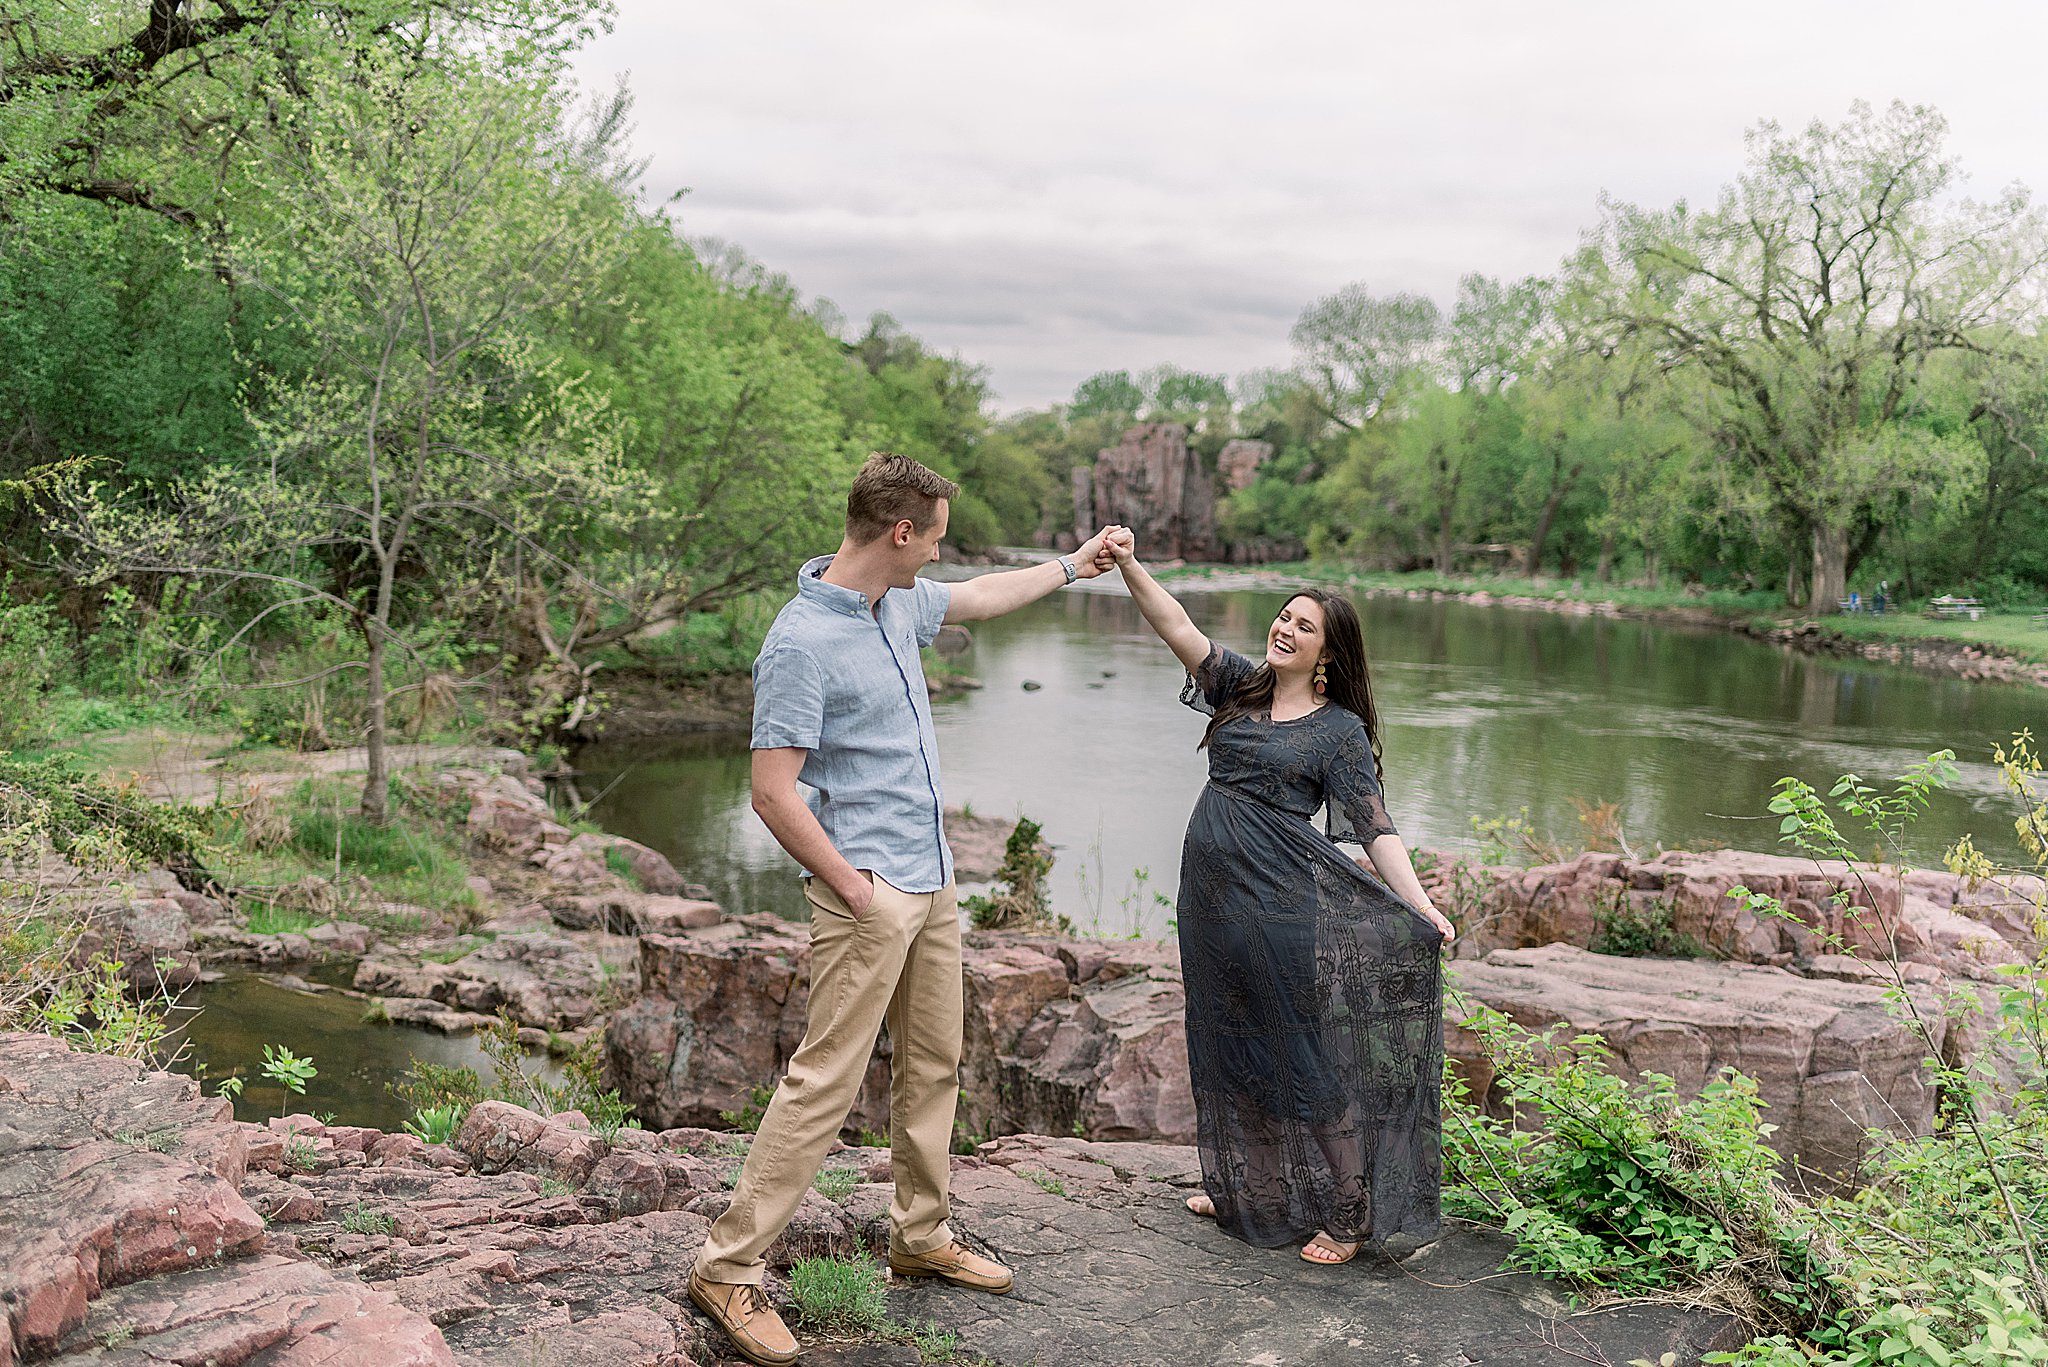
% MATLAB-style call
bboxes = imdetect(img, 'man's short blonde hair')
[846,453,959,543]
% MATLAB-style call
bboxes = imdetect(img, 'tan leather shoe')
[888,1240,1014,1294]
[687,1270,799,1366]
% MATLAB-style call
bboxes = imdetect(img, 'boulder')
[1464,849,2029,980]
[1448,944,1945,1184]
[355,933,609,1030]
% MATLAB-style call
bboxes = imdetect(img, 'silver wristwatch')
[1057,554,1079,585]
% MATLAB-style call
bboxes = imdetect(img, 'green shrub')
[0,598,60,751]
[788,1255,888,1333]
[812,1166,860,1202]
[1589,890,1706,958]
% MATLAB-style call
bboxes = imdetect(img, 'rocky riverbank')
[605,848,2040,1187]
[1165,565,2048,688]
[0,1030,1745,1367]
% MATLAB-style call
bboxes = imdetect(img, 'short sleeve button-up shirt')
[750,555,953,891]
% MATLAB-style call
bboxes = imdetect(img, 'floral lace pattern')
[1176,644,1443,1248]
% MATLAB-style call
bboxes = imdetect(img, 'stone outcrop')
[1462,849,2035,980]
[605,860,2017,1184]
[1446,944,1945,1184]
[355,932,616,1031]
[1214,438,1273,491]
[1087,422,1217,561]
[604,920,1190,1144]
[1,1032,1743,1367]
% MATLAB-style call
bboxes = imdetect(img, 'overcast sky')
[568,1,2048,410]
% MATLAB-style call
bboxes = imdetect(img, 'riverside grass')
[1161,563,2048,665]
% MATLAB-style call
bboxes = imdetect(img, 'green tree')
[52,54,639,822]
[1288,282,1440,432]
[1068,370,1145,423]
[1595,100,2046,608]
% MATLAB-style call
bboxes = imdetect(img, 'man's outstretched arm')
[943,525,1120,623]
[751,747,874,915]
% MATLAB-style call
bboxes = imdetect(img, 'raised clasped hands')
[1072,524,1127,578]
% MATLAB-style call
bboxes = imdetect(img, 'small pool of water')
[166,972,563,1132]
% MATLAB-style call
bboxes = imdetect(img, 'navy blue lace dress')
[1178,644,1444,1249]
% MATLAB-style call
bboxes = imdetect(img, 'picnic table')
[1926,595,1985,621]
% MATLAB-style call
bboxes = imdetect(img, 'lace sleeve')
[1323,715,1398,845]
[1179,643,1256,716]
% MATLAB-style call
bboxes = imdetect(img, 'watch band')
[1057,555,1078,585]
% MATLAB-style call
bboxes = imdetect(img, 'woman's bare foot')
[1299,1232,1359,1265]
[1184,1193,1215,1218]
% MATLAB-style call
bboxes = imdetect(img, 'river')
[574,577,2046,939]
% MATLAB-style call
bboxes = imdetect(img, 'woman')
[1108,531,1453,1265]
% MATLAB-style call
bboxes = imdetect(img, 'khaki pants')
[694,874,963,1285]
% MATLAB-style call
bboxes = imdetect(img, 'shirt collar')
[797,554,881,620]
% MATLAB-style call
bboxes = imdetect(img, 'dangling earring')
[1313,662,1327,696]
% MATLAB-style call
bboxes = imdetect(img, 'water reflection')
[166,972,559,1132]
[576,586,2045,939]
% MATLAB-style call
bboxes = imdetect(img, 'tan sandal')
[1184,1193,1215,1218]
[1300,1232,1359,1265]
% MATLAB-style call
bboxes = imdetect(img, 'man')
[687,452,1121,1367]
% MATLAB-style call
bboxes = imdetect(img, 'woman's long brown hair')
[1199,589,1384,770]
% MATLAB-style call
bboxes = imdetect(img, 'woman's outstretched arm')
[1108,531,1211,672]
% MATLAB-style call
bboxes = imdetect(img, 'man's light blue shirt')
[750,555,954,892]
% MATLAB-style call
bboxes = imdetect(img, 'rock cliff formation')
[1079,422,1217,561]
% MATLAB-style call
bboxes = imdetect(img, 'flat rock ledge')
[0,1031,1745,1367]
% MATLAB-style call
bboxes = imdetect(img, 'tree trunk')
[1644,549,1661,588]
[1595,532,1616,583]
[360,621,389,824]
[1809,523,1849,611]
[1785,547,1806,607]
[1523,456,1582,577]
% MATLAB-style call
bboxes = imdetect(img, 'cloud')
[573,0,2048,408]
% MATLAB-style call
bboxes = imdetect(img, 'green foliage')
[812,1166,861,1202]
[0,598,60,750]
[390,1010,637,1141]
[1444,1005,1827,1326]
[788,1255,889,1333]
[719,1085,777,1133]
[0,753,209,867]
[402,1104,465,1145]
[1590,891,1705,959]
[961,816,1063,931]
[340,1202,396,1236]
[260,1044,318,1115]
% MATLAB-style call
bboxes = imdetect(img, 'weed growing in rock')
[260,1043,317,1117]
[1020,1169,1066,1197]
[961,817,1068,933]
[340,1203,396,1235]
[538,1176,576,1198]
[284,1138,318,1172]
[389,1010,637,1140]
[789,1255,888,1333]
[402,1103,463,1145]
[1589,889,1706,958]
[602,844,643,889]
[812,1167,860,1202]
[719,1084,775,1132]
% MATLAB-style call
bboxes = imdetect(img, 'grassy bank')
[1160,563,2048,664]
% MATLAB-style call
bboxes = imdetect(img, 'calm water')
[576,580,2047,938]
[167,970,563,1132]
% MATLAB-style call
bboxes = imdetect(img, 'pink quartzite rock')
[1463,849,2029,981]
[1447,944,1943,1184]
[0,1035,266,1359]
[43,1254,455,1366]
